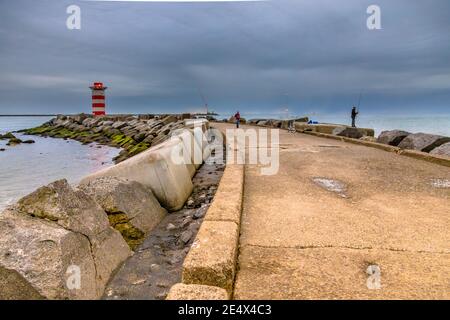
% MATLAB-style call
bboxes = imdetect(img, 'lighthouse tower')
[89,82,108,116]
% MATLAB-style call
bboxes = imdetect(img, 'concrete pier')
[213,122,450,300]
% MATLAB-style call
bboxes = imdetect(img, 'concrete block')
[205,165,244,226]
[182,221,239,293]
[80,139,193,211]
[166,283,229,300]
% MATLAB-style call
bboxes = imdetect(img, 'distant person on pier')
[351,106,359,128]
[234,111,241,128]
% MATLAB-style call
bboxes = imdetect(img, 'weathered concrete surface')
[166,283,229,300]
[213,123,450,300]
[398,133,450,152]
[377,130,410,146]
[182,221,239,293]
[235,246,450,300]
[79,177,167,249]
[204,165,244,226]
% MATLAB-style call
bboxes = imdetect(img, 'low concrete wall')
[304,131,450,167]
[168,164,245,299]
[166,283,229,300]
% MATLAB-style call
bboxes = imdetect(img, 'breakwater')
[238,118,450,158]
[0,116,214,300]
[20,113,196,163]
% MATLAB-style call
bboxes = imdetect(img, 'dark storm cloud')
[0,0,450,116]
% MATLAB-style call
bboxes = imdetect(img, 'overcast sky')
[1,0,450,117]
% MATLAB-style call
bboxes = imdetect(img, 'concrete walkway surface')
[213,123,450,300]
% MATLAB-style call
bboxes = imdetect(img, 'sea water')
[217,112,450,137]
[0,116,119,211]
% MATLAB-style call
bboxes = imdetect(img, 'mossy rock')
[23,125,53,135]
[0,132,16,140]
[127,142,150,157]
[6,138,23,146]
[107,213,145,250]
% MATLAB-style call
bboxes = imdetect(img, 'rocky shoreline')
[0,116,217,300]
[0,132,35,148]
[19,113,195,163]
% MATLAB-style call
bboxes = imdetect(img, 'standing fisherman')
[351,106,359,128]
[234,111,241,128]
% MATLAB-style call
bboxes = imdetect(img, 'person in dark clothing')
[234,111,241,128]
[351,106,359,128]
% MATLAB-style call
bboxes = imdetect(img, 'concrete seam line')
[303,131,450,167]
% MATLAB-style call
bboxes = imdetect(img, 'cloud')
[0,0,450,115]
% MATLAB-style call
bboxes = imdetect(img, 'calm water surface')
[0,116,119,211]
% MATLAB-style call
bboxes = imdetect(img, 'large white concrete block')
[80,139,193,211]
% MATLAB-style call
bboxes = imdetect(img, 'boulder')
[13,180,131,296]
[79,177,167,249]
[430,142,450,157]
[112,121,127,130]
[0,209,97,299]
[377,130,410,146]
[398,133,450,152]
[71,114,89,124]
[294,117,309,123]
[6,138,23,146]
[257,120,268,126]
[334,127,365,139]
[0,132,15,140]
[161,115,177,125]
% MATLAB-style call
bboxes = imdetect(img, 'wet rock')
[0,148,5,152]
[193,206,208,220]
[179,230,193,244]
[186,199,194,207]
[79,177,167,250]
[22,139,35,144]
[166,223,176,231]
[0,132,15,140]
[398,133,450,152]
[6,138,23,146]
[377,130,410,146]
[429,142,450,157]
[112,121,128,130]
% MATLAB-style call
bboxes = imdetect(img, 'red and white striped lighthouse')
[89,82,107,116]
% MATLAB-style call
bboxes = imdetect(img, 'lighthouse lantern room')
[90,82,108,116]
